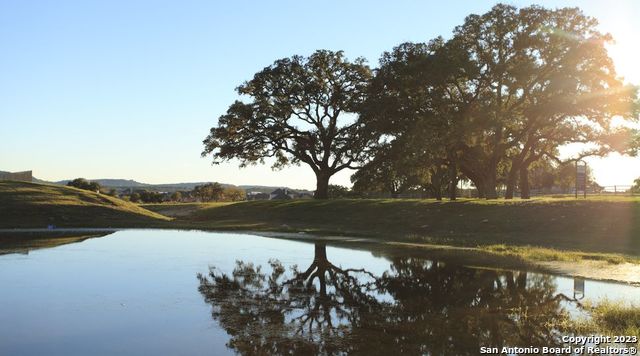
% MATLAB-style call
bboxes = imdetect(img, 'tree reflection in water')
[197,243,577,355]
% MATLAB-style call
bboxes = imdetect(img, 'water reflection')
[198,243,578,355]
[0,231,114,255]
[573,278,585,300]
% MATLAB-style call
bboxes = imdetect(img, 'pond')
[0,230,638,355]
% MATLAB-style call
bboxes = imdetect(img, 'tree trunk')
[314,243,327,264]
[429,166,447,201]
[475,180,486,199]
[483,173,498,199]
[504,166,518,200]
[520,166,530,199]
[314,171,330,199]
[434,188,442,201]
[459,163,485,199]
[506,141,533,199]
[448,180,457,201]
[313,243,328,297]
[448,160,457,201]
[484,186,498,199]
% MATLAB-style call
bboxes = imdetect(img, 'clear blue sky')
[1,0,638,189]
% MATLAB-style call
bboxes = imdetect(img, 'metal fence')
[524,185,637,197]
[355,185,638,200]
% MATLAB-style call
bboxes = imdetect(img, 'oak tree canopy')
[202,50,375,199]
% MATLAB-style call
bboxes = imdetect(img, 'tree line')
[67,178,246,203]
[202,4,639,200]
[127,183,246,203]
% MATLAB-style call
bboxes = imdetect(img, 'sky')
[1,0,639,189]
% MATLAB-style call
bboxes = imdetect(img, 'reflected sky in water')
[0,230,638,355]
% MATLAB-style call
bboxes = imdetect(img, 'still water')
[0,230,638,355]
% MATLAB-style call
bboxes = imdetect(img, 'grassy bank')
[0,181,170,228]
[572,300,640,337]
[3,181,639,265]
[145,198,640,257]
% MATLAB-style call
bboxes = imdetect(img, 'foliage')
[524,158,600,193]
[193,183,225,202]
[222,186,246,201]
[136,190,164,204]
[527,159,556,191]
[326,184,354,199]
[202,50,377,199]
[361,4,639,200]
[66,178,101,192]
[351,141,431,198]
[170,191,183,202]
[191,183,246,202]
[129,192,141,203]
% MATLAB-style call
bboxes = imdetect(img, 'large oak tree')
[363,4,638,199]
[202,50,375,199]
[360,40,467,200]
[450,4,638,198]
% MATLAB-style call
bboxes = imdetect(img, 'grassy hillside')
[0,181,170,228]
[146,197,640,256]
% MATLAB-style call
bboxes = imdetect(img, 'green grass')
[0,181,170,228]
[144,198,640,257]
[481,244,636,264]
[572,300,640,337]
[141,202,233,218]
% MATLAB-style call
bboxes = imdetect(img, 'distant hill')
[32,176,51,184]
[240,185,314,195]
[0,181,170,228]
[48,179,226,193]
[54,179,149,188]
[36,177,313,194]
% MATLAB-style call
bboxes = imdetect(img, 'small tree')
[170,191,183,202]
[327,185,351,199]
[129,192,141,203]
[222,187,246,201]
[631,178,640,193]
[138,190,164,203]
[193,183,224,202]
[202,50,376,199]
[67,178,101,192]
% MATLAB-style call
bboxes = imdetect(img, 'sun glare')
[600,7,640,85]
[578,5,640,186]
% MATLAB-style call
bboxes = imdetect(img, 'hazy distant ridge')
[35,177,312,194]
